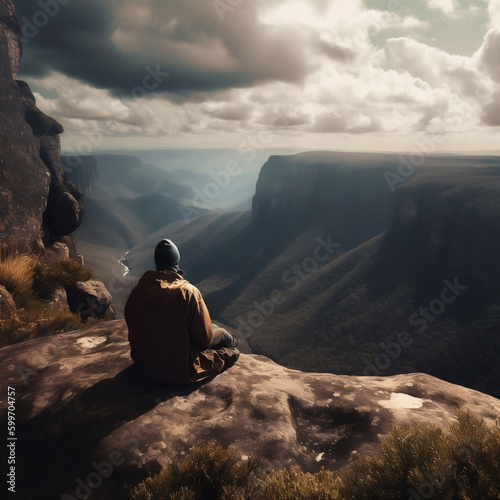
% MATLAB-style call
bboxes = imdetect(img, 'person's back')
[125,239,239,385]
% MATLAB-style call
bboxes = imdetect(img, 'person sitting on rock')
[125,238,240,385]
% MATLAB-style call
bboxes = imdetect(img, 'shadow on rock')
[2,366,208,499]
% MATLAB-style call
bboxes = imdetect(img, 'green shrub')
[33,258,92,295]
[339,410,500,500]
[130,441,260,500]
[252,467,341,500]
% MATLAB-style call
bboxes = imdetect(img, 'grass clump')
[130,441,260,500]
[339,410,500,500]
[33,258,92,296]
[0,249,36,303]
[131,412,500,500]
[252,467,341,499]
[0,305,84,346]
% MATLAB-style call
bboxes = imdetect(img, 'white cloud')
[427,0,459,16]
[481,90,500,124]
[387,37,486,97]
[485,0,500,26]
[32,73,130,121]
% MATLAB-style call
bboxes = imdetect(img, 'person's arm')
[185,285,214,349]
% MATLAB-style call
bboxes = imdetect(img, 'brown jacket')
[125,270,237,385]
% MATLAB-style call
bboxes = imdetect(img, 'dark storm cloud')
[13,0,312,99]
[14,1,135,89]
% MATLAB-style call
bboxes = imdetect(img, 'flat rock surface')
[1,320,499,499]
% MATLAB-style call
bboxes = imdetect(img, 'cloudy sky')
[12,0,500,153]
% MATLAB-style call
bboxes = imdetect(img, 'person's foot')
[224,331,239,348]
[228,335,239,348]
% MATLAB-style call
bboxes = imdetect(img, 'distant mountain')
[122,151,500,398]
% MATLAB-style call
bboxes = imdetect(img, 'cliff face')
[252,152,395,250]
[252,152,500,290]
[61,155,99,193]
[0,0,83,252]
[386,164,500,292]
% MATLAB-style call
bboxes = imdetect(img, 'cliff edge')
[0,320,499,499]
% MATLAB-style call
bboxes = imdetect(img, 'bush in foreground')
[131,412,500,500]
[130,440,260,500]
[340,410,500,499]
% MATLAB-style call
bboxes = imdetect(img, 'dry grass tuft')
[131,441,260,500]
[0,249,36,303]
[0,300,86,346]
[253,467,341,499]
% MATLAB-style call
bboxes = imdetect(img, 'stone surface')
[0,285,16,315]
[66,280,113,321]
[44,242,71,265]
[0,320,498,499]
[43,286,71,313]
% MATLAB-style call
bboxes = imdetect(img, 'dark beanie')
[154,239,182,273]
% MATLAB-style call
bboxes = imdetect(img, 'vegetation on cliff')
[0,248,94,346]
[131,411,500,500]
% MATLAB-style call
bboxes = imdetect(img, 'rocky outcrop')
[43,285,71,312]
[0,0,84,252]
[66,280,113,321]
[0,320,499,499]
[0,1,114,323]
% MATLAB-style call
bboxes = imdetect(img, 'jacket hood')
[137,270,189,308]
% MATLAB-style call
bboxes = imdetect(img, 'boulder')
[42,286,71,313]
[0,285,16,315]
[66,280,113,321]
[0,320,498,499]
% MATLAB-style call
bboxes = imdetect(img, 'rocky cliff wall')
[61,155,99,193]
[252,152,500,292]
[0,0,83,252]
[386,165,500,292]
[252,151,396,249]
